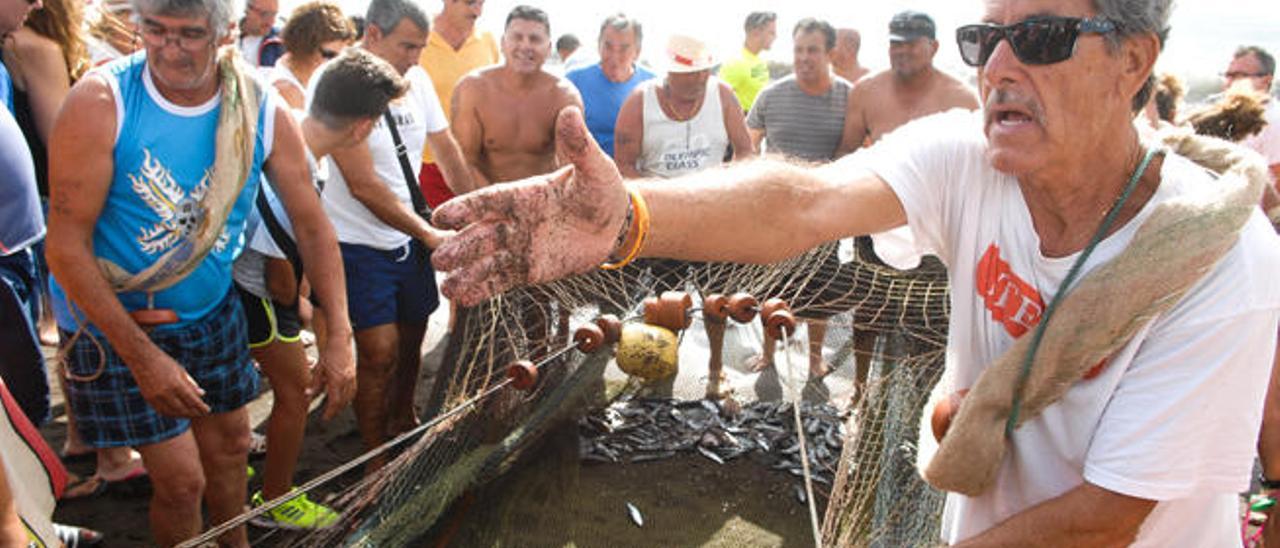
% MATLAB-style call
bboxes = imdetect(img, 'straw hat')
[664,33,715,73]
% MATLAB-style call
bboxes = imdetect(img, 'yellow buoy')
[615,323,679,381]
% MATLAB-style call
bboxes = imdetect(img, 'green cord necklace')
[1005,146,1161,437]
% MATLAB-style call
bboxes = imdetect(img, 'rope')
[779,327,824,548]
[1005,147,1159,436]
[175,339,583,548]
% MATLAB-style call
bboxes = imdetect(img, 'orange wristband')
[601,188,649,270]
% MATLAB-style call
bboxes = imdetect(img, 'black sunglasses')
[956,16,1117,67]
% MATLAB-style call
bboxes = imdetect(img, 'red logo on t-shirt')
[976,244,1044,338]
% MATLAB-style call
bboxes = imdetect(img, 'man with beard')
[451,5,581,186]
[430,0,1280,544]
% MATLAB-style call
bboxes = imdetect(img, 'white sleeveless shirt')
[637,78,728,178]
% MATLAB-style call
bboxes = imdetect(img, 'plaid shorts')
[63,288,260,448]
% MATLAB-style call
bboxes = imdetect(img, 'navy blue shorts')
[62,288,260,448]
[0,248,50,425]
[340,240,438,330]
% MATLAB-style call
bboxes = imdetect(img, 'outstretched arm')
[263,107,354,420]
[431,106,906,306]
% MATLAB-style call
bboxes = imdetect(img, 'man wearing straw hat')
[614,32,753,397]
[44,0,354,543]
[431,0,1280,544]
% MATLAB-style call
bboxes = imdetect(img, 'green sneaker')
[249,489,339,530]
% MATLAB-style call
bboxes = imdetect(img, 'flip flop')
[100,462,151,497]
[53,523,104,547]
[60,474,107,501]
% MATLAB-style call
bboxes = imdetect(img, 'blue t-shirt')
[566,63,654,158]
[50,52,274,328]
[0,61,13,113]
[0,107,43,255]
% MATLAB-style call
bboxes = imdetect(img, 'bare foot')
[97,448,145,482]
[704,368,727,399]
[745,354,775,373]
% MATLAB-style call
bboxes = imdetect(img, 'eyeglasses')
[956,16,1117,67]
[1222,71,1269,80]
[320,48,340,59]
[139,19,213,51]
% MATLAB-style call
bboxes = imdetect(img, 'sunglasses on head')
[956,16,1117,68]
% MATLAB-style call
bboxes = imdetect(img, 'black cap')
[889,10,936,42]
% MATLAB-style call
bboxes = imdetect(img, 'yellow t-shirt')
[418,29,500,163]
[718,48,769,112]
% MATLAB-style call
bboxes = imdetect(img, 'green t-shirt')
[718,48,769,111]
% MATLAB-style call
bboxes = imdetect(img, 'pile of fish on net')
[579,397,848,501]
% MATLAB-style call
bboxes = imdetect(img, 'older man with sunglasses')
[429,0,1280,545]
[45,0,355,544]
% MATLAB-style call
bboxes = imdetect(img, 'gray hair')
[365,0,429,35]
[1093,0,1174,112]
[598,12,642,47]
[131,0,238,39]
[1235,46,1276,77]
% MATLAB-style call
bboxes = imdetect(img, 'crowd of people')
[0,0,1278,545]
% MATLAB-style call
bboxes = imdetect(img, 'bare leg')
[354,323,399,474]
[136,433,205,547]
[850,328,876,408]
[704,318,727,398]
[190,408,251,547]
[251,339,310,500]
[386,321,428,437]
[807,320,831,379]
[746,327,778,373]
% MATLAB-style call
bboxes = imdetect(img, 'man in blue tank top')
[44,0,354,544]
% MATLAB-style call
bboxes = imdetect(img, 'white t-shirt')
[318,64,447,249]
[1243,98,1280,169]
[864,109,1280,546]
[239,35,265,68]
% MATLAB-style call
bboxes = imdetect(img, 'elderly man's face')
[598,25,640,83]
[1223,53,1274,94]
[976,0,1143,176]
[831,29,860,66]
[666,69,710,102]
[140,13,219,92]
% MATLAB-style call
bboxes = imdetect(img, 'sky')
[306,0,1279,99]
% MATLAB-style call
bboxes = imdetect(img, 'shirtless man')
[831,27,870,84]
[843,11,979,146]
[838,11,978,403]
[451,5,582,186]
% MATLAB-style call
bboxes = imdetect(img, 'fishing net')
[290,236,952,547]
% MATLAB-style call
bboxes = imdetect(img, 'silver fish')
[626,502,644,527]
[697,445,726,465]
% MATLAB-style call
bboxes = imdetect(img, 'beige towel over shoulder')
[924,130,1270,496]
[97,46,263,293]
